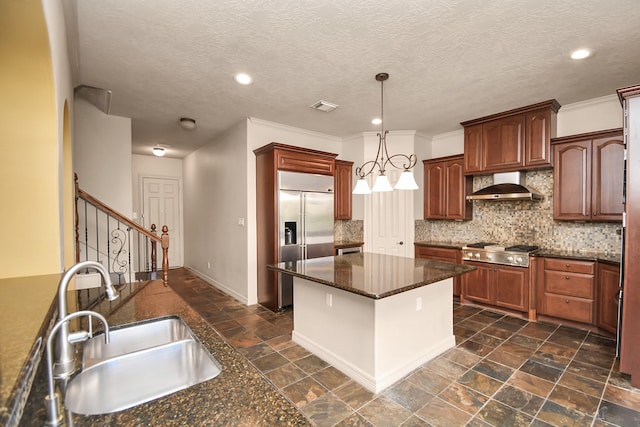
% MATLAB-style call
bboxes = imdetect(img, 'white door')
[142,177,182,268]
[366,169,414,257]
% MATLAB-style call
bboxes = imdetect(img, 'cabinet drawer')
[543,293,593,323]
[415,246,458,260]
[544,258,595,274]
[544,270,594,298]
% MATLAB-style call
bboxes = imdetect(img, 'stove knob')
[507,256,514,263]
[516,257,523,264]
[474,253,480,259]
[467,251,474,258]
[487,254,493,260]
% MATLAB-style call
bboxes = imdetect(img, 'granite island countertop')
[19,280,308,426]
[268,252,475,299]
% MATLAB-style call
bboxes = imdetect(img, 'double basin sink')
[65,315,222,415]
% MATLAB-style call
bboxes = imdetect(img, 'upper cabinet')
[335,160,353,220]
[552,129,624,222]
[423,155,472,220]
[461,100,560,175]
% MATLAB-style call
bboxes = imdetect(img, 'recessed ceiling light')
[234,73,253,85]
[371,118,382,125]
[570,48,593,60]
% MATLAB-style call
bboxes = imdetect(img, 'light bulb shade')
[352,178,372,194]
[152,147,166,157]
[394,171,419,190]
[372,175,393,192]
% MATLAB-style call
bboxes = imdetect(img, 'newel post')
[150,224,157,273]
[161,225,170,285]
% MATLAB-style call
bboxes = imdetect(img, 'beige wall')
[0,1,61,278]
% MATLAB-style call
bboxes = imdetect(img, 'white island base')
[292,276,455,393]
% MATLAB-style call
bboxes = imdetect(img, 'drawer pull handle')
[565,264,571,268]
[565,276,570,280]
[565,299,569,304]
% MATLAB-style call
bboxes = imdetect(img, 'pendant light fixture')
[353,73,418,194]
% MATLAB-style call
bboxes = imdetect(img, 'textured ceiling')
[71,0,640,158]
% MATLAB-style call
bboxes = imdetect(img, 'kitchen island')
[269,253,474,393]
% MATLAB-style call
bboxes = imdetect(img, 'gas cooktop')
[462,243,540,267]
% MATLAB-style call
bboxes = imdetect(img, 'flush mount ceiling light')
[180,117,196,130]
[570,48,594,60]
[353,73,418,194]
[152,146,166,157]
[234,73,253,85]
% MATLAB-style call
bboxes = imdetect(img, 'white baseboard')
[184,266,248,305]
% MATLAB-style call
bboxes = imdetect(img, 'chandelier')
[352,73,418,194]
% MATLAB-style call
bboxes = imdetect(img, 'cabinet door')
[592,136,624,221]
[415,246,462,296]
[597,263,621,335]
[482,115,525,171]
[463,124,483,174]
[553,140,592,220]
[525,108,552,168]
[334,160,353,220]
[494,265,529,312]
[424,161,445,219]
[462,262,491,303]
[445,158,471,220]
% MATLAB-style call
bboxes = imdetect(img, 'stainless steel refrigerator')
[278,170,335,310]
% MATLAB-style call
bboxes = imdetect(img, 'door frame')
[139,174,185,267]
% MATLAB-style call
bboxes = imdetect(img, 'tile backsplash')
[334,220,363,242]
[415,169,622,254]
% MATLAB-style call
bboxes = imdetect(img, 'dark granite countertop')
[19,281,308,426]
[334,240,364,249]
[533,249,621,265]
[268,252,475,299]
[414,241,465,250]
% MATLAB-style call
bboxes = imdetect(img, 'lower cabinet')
[538,258,595,324]
[597,263,621,335]
[415,245,462,296]
[461,261,529,313]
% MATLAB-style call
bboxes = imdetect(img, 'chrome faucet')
[53,260,119,379]
[45,310,110,426]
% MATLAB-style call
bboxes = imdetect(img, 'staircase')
[74,174,169,313]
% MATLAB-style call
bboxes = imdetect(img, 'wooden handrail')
[77,188,162,244]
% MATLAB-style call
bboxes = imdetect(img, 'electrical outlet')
[326,293,333,307]
[416,297,422,311]
[238,217,245,227]
[207,262,211,270]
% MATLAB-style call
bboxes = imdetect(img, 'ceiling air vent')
[310,100,339,112]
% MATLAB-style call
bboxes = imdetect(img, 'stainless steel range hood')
[466,172,543,201]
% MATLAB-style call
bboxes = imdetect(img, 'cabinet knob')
[565,263,570,268]
[565,299,570,304]
[565,276,570,280]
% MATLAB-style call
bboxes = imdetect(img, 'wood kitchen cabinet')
[415,245,462,296]
[423,155,472,220]
[461,261,529,313]
[618,85,640,387]
[552,129,624,222]
[334,159,353,220]
[537,258,595,324]
[254,143,337,311]
[597,262,621,335]
[461,100,560,174]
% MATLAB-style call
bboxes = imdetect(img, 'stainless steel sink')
[65,316,222,415]
[82,316,194,368]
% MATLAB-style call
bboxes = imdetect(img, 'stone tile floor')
[169,268,640,426]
